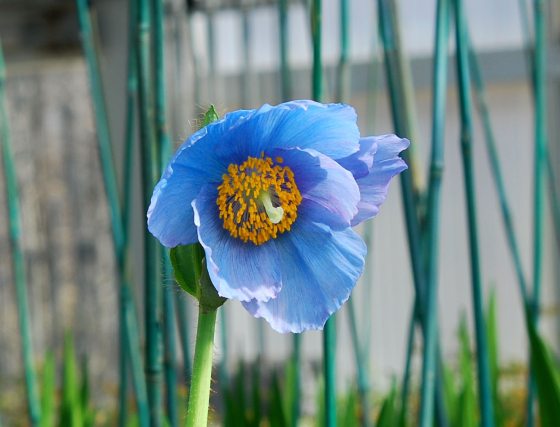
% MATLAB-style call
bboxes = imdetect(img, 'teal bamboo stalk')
[277,2,300,423]
[152,0,178,424]
[186,308,218,427]
[468,47,530,306]
[75,2,149,425]
[347,298,371,427]
[378,1,449,425]
[162,256,178,427]
[119,0,140,423]
[241,2,253,107]
[206,8,217,103]
[186,7,202,109]
[515,0,560,255]
[418,0,450,425]
[290,334,301,427]
[218,309,229,387]
[453,1,495,425]
[0,40,42,427]
[527,0,548,424]
[279,0,291,101]
[336,0,350,102]
[529,0,547,319]
[399,303,417,427]
[311,0,336,425]
[136,0,163,424]
[175,298,192,383]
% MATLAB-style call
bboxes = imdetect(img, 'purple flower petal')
[351,135,409,226]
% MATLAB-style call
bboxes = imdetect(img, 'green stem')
[186,308,218,427]
[453,0,495,425]
[0,40,42,427]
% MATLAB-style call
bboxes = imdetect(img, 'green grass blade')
[455,316,476,427]
[338,387,359,427]
[60,333,83,427]
[377,381,397,427]
[40,352,56,427]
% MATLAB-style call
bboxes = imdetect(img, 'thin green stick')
[241,2,253,107]
[175,298,192,384]
[75,2,149,425]
[152,0,178,424]
[279,0,291,101]
[186,308,218,427]
[399,303,417,427]
[0,40,42,427]
[378,1,449,425]
[347,298,371,427]
[206,8,217,103]
[290,334,301,427]
[119,0,140,423]
[418,0,450,425]
[453,1,495,425]
[277,1,300,423]
[136,0,163,424]
[468,47,530,305]
[311,0,336,425]
[527,0,548,424]
[336,0,350,102]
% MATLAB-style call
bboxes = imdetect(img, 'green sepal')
[199,259,227,312]
[170,244,226,311]
[201,105,219,128]
[170,243,205,299]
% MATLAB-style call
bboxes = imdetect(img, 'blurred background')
[1,0,560,425]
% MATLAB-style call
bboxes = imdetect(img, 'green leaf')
[40,351,56,427]
[170,244,204,298]
[525,306,560,427]
[456,315,476,427]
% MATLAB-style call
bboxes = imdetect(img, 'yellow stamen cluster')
[216,155,302,245]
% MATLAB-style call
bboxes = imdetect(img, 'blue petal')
[192,186,282,302]
[148,110,255,247]
[337,137,377,179]
[147,170,201,247]
[218,101,360,162]
[351,135,409,226]
[277,147,360,229]
[243,219,366,333]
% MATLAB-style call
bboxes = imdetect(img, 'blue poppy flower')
[148,100,408,333]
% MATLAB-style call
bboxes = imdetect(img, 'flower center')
[216,154,302,245]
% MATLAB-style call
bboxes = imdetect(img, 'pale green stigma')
[260,191,284,224]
